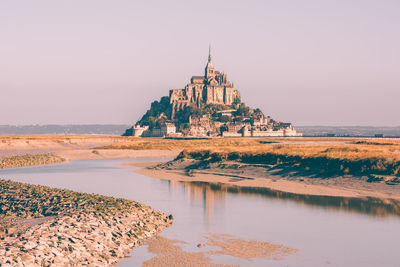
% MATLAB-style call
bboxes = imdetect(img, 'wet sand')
[205,234,297,261]
[0,135,180,163]
[142,234,296,267]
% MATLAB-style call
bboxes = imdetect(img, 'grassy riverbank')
[98,137,400,183]
[175,140,400,181]
[0,179,173,266]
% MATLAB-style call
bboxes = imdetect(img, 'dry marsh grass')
[98,137,262,150]
[170,139,400,178]
[99,137,400,161]
[98,137,355,150]
[184,142,400,161]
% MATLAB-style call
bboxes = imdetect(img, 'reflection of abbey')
[169,47,240,118]
[127,48,302,138]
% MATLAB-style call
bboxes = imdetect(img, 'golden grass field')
[99,137,400,161]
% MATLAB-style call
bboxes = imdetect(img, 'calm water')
[1,159,400,266]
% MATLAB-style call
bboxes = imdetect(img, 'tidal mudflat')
[1,158,400,266]
[139,158,400,200]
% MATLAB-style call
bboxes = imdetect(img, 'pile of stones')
[0,179,173,266]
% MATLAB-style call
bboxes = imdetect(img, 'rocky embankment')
[0,154,65,169]
[0,179,173,266]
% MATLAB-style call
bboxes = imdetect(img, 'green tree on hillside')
[137,96,171,128]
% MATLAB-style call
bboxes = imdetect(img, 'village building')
[133,122,177,137]
[161,123,176,136]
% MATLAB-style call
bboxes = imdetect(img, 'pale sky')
[1,0,399,126]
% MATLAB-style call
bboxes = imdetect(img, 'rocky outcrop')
[0,179,173,266]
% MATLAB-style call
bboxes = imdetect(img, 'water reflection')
[166,180,400,219]
[166,180,226,224]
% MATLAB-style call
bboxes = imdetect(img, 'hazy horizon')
[1,0,399,126]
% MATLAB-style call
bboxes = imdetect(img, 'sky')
[1,0,399,126]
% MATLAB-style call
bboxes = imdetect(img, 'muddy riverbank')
[136,158,400,200]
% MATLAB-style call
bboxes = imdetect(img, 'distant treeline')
[0,125,130,135]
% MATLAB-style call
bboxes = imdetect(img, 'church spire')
[208,44,212,63]
[205,44,214,78]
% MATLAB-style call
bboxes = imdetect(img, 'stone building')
[169,47,240,118]
[161,123,176,136]
[132,125,149,137]
[132,122,177,137]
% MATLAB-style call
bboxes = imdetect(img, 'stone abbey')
[169,47,240,118]
[126,48,301,138]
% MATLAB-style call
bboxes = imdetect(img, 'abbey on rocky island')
[125,48,301,138]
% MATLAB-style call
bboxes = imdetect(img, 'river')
[1,158,399,266]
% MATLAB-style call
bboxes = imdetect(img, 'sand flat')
[142,234,296,267]
[55,149,179,161]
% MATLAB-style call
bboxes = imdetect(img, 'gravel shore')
[0,179,173,266]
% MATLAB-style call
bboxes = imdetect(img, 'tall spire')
[208,44,212,63]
